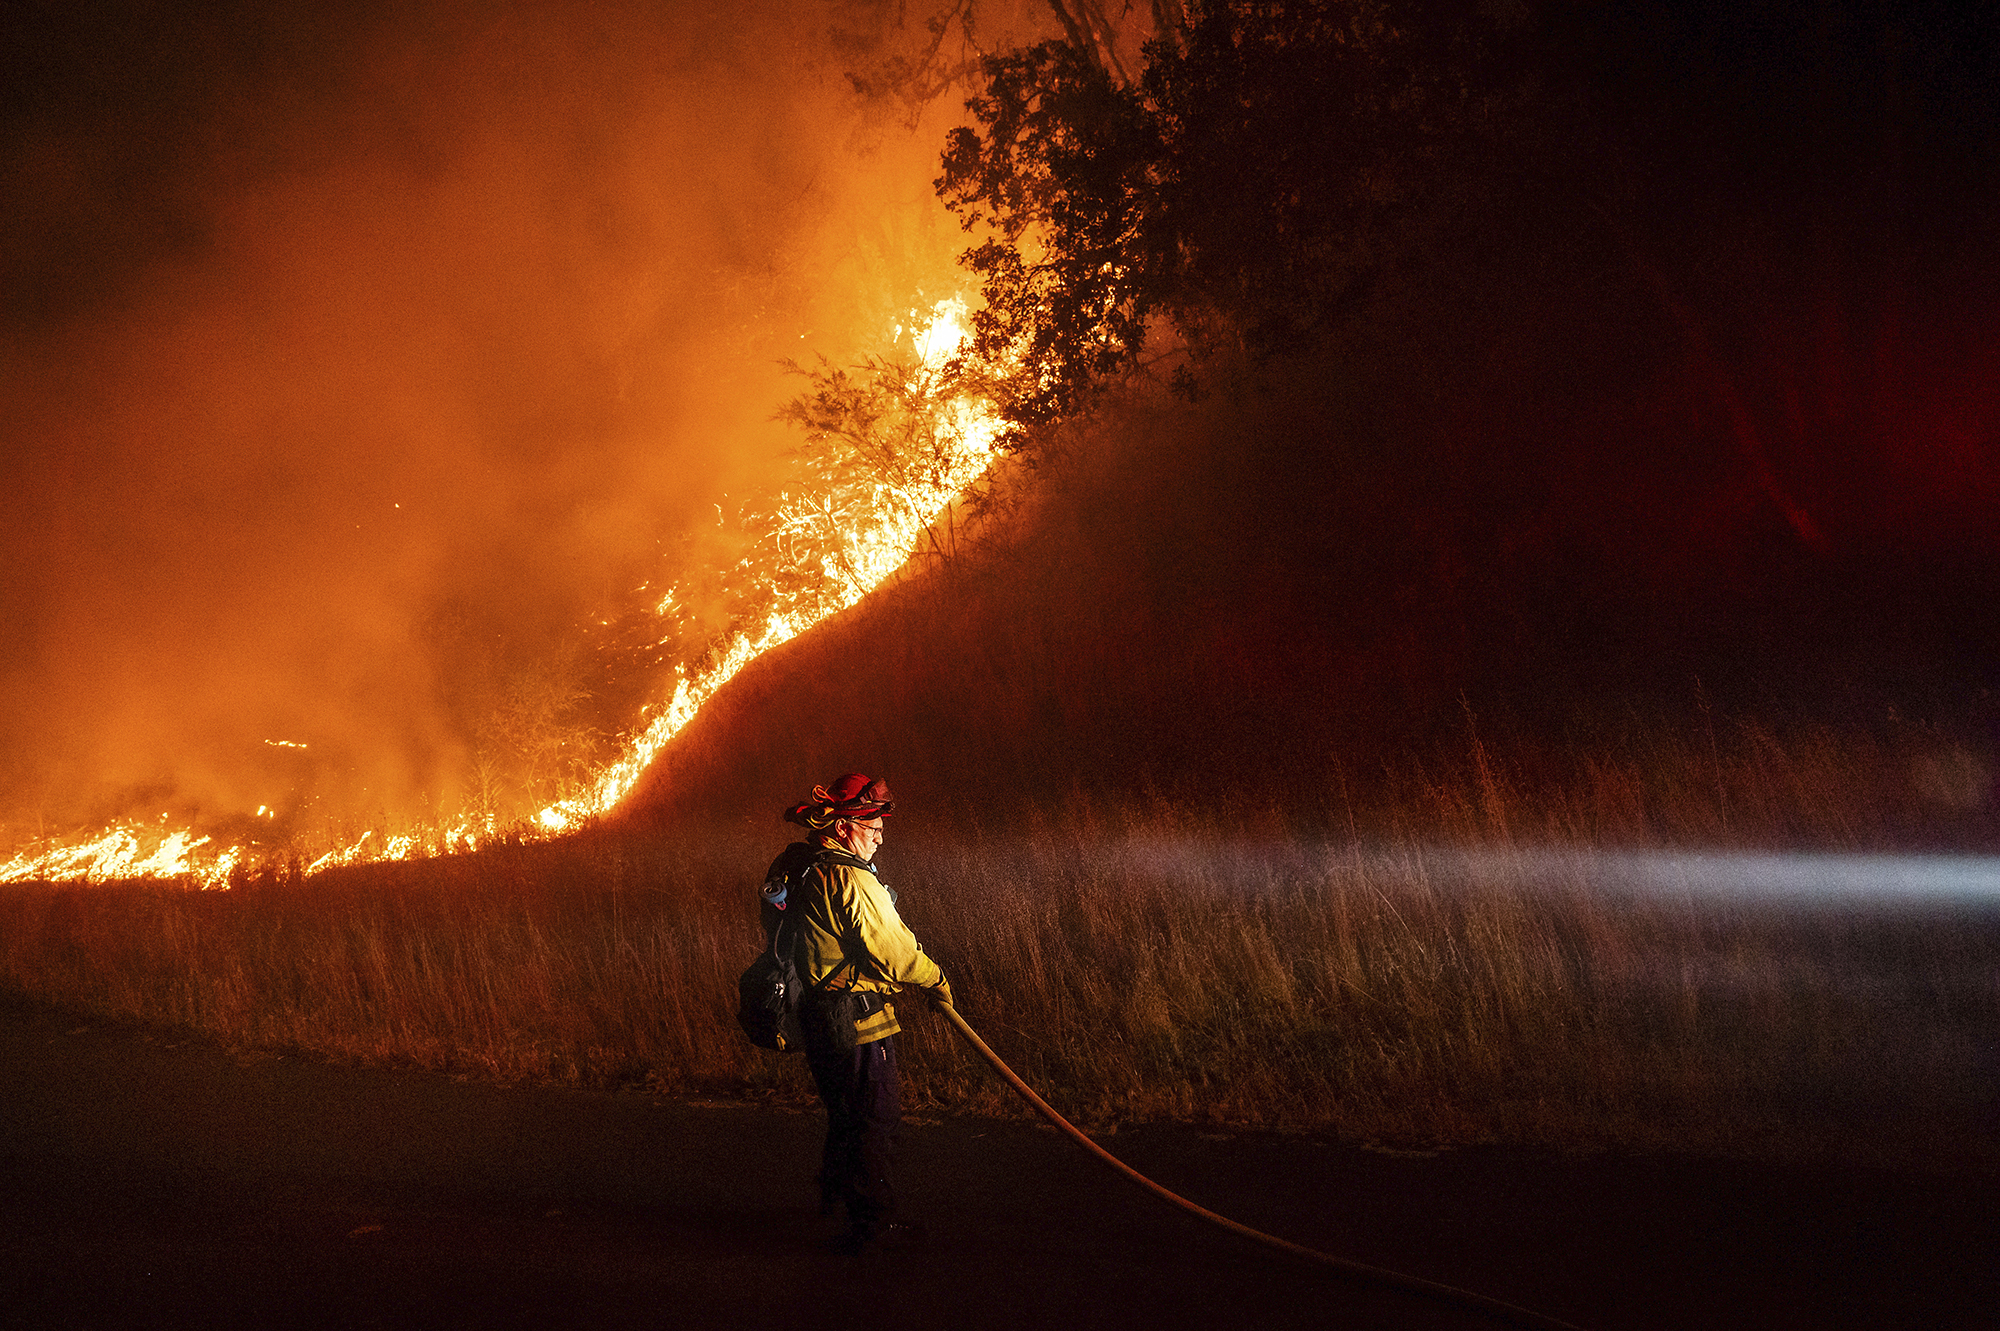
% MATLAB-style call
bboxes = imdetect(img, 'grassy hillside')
[621,326,2000,847]
[614,0,2000,840]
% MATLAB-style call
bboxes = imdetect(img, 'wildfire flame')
[1,300,1001,889]
[535,297,999,833]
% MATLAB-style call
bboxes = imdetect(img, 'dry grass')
[1,722,1995,1172]
[900,828,1997,1161]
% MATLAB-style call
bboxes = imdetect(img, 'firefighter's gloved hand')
[926,979,954,1012]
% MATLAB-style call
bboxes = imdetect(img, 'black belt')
[808,988,886,1017]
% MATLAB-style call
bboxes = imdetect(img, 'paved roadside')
[0,997,1990,1330]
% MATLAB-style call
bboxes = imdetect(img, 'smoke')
[0,0,1043,840]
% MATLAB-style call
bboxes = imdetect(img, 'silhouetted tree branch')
[1044,0,1133,81]
[939,0,1518,439]
[842,0,992,126]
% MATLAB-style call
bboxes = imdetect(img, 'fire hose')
[936,1002,1588,1331]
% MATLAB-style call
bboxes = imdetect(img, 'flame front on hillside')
[1,300,1002,888]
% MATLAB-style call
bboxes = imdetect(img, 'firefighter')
[781,773,951,1249]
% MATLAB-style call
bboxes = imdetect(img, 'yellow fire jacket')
[790,848,947,1045]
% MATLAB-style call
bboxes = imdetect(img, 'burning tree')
[776,337,1009,578]
[522,300,1010,836]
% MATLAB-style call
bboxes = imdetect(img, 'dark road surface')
[2,998,1992,1330]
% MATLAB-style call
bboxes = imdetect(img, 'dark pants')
[801,1003,900,1234]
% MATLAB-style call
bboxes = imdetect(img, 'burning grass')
[1,725,1994,1173]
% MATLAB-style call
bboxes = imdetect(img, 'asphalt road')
[1,997,1992,1330]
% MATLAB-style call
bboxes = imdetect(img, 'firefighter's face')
[839,817,885,859]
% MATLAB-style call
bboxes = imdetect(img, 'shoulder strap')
[812,846,876,874]
[765,841,817,889]
[793,848,877,992]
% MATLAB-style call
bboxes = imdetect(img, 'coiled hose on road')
[937,1002,1588,1331]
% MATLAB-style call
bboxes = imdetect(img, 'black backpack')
[736,934,806,1052]
[734,844,817,1052]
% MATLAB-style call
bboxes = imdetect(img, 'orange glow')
[1,300,1002,888]
[0,0,1073,890]
[534,298,1001,832]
